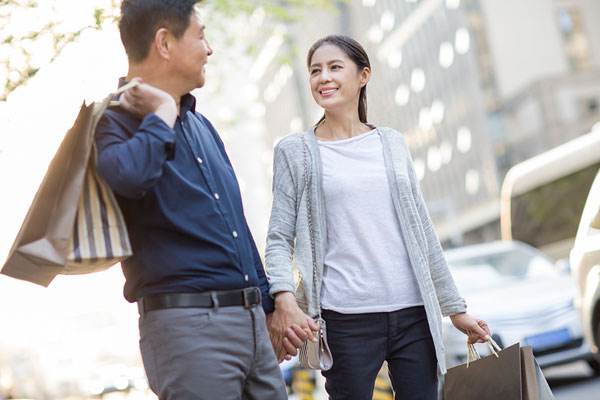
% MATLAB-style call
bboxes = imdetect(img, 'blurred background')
[0,0,599,399]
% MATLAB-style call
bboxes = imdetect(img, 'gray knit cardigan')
[265,127,467,374]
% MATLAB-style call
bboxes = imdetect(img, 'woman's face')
[308,44,369,113]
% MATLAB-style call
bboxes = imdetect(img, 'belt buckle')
[242,287,258,309]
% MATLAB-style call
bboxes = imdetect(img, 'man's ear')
[154,28,171,60]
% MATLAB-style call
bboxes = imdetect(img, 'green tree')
[0,0,334,101]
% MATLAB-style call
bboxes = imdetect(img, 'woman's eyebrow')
[309,59,345,68]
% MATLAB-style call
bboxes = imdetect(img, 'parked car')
[443,240,594,370]
[570,169,600,374]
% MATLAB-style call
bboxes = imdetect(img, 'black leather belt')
[138,287,261,314]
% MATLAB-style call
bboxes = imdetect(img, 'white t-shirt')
[318,129,423,313]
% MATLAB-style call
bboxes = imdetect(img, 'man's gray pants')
[138,304,287,399]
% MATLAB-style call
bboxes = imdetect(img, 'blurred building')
[255,0,600,246]
[486,0,600,174]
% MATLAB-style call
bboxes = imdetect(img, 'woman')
[265,35,490,399]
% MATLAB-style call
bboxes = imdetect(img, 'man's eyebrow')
[309,59,345,68]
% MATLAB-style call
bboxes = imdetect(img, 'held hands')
[119,77,177,128]
[267,292,319,362]
[450,312,491,344]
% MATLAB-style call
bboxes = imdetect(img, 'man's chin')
[186,79,205,93]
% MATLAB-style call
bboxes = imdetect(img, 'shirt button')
[196,157,203,164]
[232,230,238,238]
[214,193,220,200]
[244,274,249,282]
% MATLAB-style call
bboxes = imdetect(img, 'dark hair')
[307,35,371,126]
[119,0,201,62]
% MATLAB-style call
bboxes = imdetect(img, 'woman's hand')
[267,292,319,362]
[450,312,491,344]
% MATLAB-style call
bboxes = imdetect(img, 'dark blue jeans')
[321,306,438,400]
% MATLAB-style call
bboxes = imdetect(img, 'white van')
[501,129,600,260]
[569,169,600,373]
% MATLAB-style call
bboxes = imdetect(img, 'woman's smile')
[319,87,339,97]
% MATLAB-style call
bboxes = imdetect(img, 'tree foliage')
[0,0,334,101]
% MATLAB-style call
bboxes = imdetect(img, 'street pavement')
[546,360,600,399]
[50,360,600,399]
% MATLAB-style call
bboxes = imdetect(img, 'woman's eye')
[331,65,342,70]
[311,69,320,75]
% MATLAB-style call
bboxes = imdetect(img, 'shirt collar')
[180,93,196,116]
[117,77,196,117]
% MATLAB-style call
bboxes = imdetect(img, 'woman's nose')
[320,70,331,82]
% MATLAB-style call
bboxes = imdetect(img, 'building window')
[446,0,460,10]
[579,97,600,119]
[456,126,472,153]
[465,169,480,195]
[367,25,384,43]
[395,84,410,106]
[387,49,403,68]
[411,68,426,92]
[557,6,591,71]
[439,42,455,68]
[454,28,470,55]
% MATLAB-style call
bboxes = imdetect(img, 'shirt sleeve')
[95,111,176,199]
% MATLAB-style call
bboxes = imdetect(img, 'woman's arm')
[265,142,317,361]
[405,151,467,316]
[405,147,490,342]
[265,143,298,295]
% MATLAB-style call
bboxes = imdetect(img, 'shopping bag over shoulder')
[1,83,135,286]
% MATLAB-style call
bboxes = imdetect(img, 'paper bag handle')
[108,80,140,107]
[466,336,502,367]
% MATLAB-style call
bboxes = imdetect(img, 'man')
[95,1,287,398]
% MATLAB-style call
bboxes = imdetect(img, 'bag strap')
[302,135,322,320]
[108,80,139,107]
[466,337,502,367]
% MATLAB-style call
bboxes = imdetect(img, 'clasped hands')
[267,292,320,362]
[266,293,492,362]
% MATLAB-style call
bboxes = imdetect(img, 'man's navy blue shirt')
[95,92,274,313]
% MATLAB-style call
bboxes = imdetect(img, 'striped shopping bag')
[64,157,131,273]
[1,83,135,286]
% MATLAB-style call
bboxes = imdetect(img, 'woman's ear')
[154,28,171,60]
[360,67,372,88]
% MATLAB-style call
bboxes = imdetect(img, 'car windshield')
[447,246,559,293]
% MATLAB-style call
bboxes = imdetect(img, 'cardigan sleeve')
[265,142,298,296]
[406,150,467,316]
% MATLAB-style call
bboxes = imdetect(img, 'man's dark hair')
[119,0,201,62]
